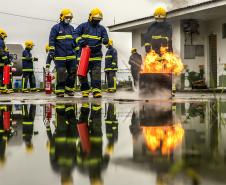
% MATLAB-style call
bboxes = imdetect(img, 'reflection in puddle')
[0,101,225,185]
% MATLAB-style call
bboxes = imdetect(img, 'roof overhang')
[108,0,226,32]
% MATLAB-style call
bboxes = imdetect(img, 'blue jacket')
[74,21,109,62]
[22,49,34,72]
[0,38,8,67]
[49,22,77,61]
[105,46,118,71]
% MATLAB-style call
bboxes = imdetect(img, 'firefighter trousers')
[0,66,5,91]
[79,61,101,94]
[105,71,116,91]
[54,60,77,94]
[22,71,36,90]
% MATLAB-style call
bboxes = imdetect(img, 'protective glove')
[80,40,88,48]
[49,50,55,59]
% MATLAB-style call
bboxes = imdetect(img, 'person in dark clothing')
[49,9,77,97]
[104,39,118,93]
[144,7,173,55]
[128,48,142,87]
[74,8,109,98]
[22,40,39,93]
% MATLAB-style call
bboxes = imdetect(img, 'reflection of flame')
[142,123,184,155]
[142,47,184,76]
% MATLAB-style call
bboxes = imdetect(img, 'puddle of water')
[0,100,226,185]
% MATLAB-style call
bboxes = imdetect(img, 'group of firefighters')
[0,6,173,97]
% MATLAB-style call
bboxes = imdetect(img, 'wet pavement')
[0,93,226,185]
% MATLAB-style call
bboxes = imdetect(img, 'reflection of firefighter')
[48,104,78,185]
[104,39,118,93]
[128,48,142,87]
[0,105,12,168]
[144,7,173,55]
[74,8,109,98]
[77,103,109,185]
[105,103,118,156]
[49,9,77,97]
[22,40,39,93]
[22,104,36,153]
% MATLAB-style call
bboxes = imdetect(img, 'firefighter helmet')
[25,40,34,49]
[131,48,137,53]
[89,8,103,21]
[25,143,34,153]
[0,28,7,39]
[45,44,50,53]
[60,9,73,21]
[154,7,167,18]
[108,39,113,46]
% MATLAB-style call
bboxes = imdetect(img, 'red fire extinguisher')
[77,122,91,154]
[3,65,11,85]
[3,111,11,131]
[45,72,52,94]
[77,46,91,77]
[45,104,52,121]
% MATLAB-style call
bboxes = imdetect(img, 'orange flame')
[142,123,184,155]
[142,47,184,76]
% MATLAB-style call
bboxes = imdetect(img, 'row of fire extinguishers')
[45,46,91,94]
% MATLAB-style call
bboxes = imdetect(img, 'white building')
[109,0,226,89]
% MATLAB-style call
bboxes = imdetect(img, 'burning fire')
[142,123,184,155]
[142,47,184,76]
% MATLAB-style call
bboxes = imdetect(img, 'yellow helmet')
[4,47,9,52]
[154,7,167,18]
[0,28,7,39]
[108,39,113,46]
[45,44,50,53]
[60,9,73,21]
[131,48,137,53]
[25,40,34,49]
[26,143,34,154]
[89,8,103,21]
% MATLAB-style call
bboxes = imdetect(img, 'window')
[184,45,195,59]
[195,45,204,56]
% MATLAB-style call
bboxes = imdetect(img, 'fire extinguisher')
[45,72,52,94]
[45,104,52,122]
[77,46,91,77]
[77,122,91,154]
[3,65,11,85]
[3,111,11,131]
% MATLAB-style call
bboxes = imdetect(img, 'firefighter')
[144,7,176,96]
[104,39,118,93]
[22,40,39,93]
[105,103,118,157]
[49,9,77,97]
[76,103,109,185]
[0,105,11,168]
[128,48,142,87]
[48,104,78,185]
[74,8,109,98]
[22,104,36,153]
[0,29,8,94]
[45,44,52,73]
[144,7,173,55]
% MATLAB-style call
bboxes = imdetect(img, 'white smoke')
[148,0,211,12]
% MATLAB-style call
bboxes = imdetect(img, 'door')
[209,34,217,88]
